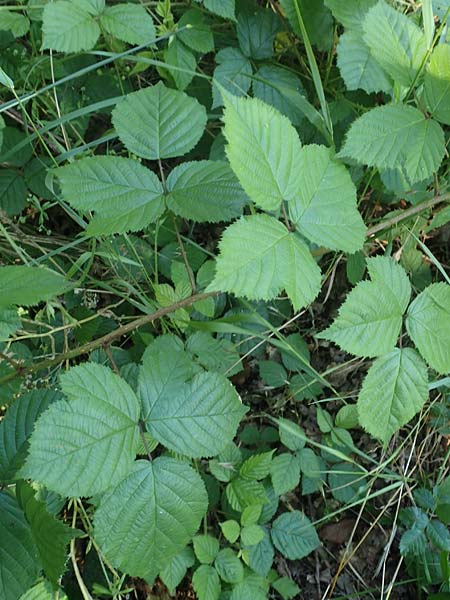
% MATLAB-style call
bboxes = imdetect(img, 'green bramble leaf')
[362,0,427,87]
[57,156,165,235]
[42,1,100,52]
[144,371,247,458]
[252,65,305,125]
[0,170,27,216]
[328,462,367,503]
[212,48,252,108]
[192,565,221,600]
[240,524,264,546]
[236,7,282,60]
[186,331,242,376]
[100,4,155,46]
[16,481,78,585]
[165,38,197,91]
[0,492,40,600]
[0,11,30,38]
[112,82,207,160]
[272,577,301,600]
[193,535,220,564]
[77,0,105,15]
[222,92,302,211]
[247,529,274,576]
[278,419,307,451]
[400,527,427,556]
[288,144,366,252]
[21,364,140,497]
[241,505,262,526]
[226,478,268,511]
[337,30,392,94]
[317,257,411,358]
[160,547,195,595]
[138,336,198,418]
[208,214,321,310]
[357,348,428,444]
[0,307,20,342]
[406,283,450,374]
[220,520,240,543]
[230,581,267,600]
[0,389,60,483]
[424,44,450,125]
[19,580,68,600]
[259,361,288,388]
[270,453,301,495]
[201,0,235,20]
[0,266,70,308]
[339,104,445,184]
[94,458,208,582]
[325,0,377,29]
[166,161,248,223]
[426,520,450,552]
[214,548,244,584]
[298,448,321,479]
[279,0,334,51]
[240,451,273,481]
[271,510,320,559]
[177,9,214,54]
[139,343,247,457]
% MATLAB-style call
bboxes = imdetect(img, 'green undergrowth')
[0,1,449,599]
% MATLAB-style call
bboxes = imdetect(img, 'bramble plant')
[0,0,450,599]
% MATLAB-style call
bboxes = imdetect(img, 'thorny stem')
[103,344,119,374]
[366,193,450,237]
[0,352,21,370]
[0,291,218,386]
[0,193,448,387]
